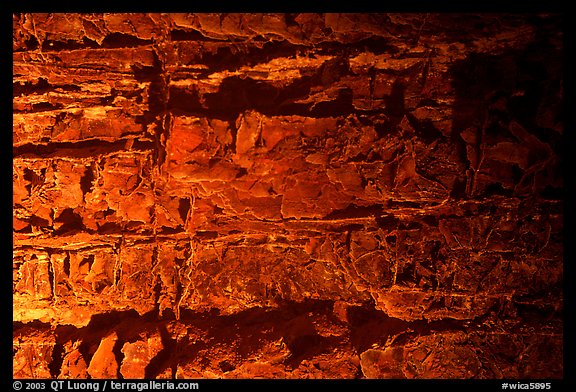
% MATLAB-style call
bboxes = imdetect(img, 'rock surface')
[13,13,563,379]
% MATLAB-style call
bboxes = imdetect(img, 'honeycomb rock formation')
[13,13,563,379]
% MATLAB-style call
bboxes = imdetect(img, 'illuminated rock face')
[13,13,563,379]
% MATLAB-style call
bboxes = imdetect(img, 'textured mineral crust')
[13,13,563,379]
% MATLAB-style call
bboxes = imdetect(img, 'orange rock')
[87,332,119,379]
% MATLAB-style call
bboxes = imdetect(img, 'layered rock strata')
[13,13,563,379]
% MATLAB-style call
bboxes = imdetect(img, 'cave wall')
[13,13,563,379]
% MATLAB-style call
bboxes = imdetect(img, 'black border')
[6,379,574,390]
[7,1,571,390]
[6,8,16,389]
[561,7,573,391]
[7,0,568,13]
